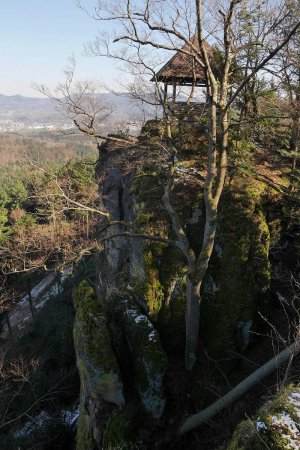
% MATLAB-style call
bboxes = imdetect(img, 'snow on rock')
[60,408,79,427]
[229,385,300,449]
[14,408,79,439]
[256,419,267,431]
[271,411,299,446]
[148,331,156,342]
[257,386,300,449]
[14,411,50,438]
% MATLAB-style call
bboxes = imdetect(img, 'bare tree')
[76,0,300,370]
[34,57,137,148]
[271,0,300,174]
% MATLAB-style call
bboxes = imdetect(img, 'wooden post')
[163,82,168,118]
[172,81,177,109]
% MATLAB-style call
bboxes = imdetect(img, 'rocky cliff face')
[72,122,283,449]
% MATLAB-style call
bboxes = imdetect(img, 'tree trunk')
[185,210,218,371]
[290,115,299,173]
[185,276,201,370]
[5,311,12,338]
[179,338,300,435]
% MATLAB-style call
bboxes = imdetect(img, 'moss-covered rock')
[199,180,271,359]
[227,384,300,449]
[116,298,167,419]
[102,401,142,449]
[131,244,164,320]
[158,245,187,353]
[73,281,124,450]
[76,405,95,450]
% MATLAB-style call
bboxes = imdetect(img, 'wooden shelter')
[151,35,212,107]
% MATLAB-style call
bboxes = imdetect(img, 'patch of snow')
[35,299,47,310]
[14,407,79,439]
[270,411,299,449]
[276,291,289,305]
[124,300,149,325]
[14,411,50,438]
[31,272,56,297]
[148,331,156,342]
[256,419,267,431]
[134,314,147,324]
[60,408,79,426]
[288,395,300,409]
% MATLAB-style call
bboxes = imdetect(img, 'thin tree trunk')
[179,338,300,435]
[290,116,299,173]
[185,276,201,370]
[5,311,12,338]
[185,209,218,370]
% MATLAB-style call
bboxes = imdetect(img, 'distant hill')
[0,93,149,132]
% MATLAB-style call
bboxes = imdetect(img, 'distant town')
[0,118,74,132]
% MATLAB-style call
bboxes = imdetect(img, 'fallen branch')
[179,338,300,435]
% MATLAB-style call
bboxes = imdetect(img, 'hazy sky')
[0,0,118,97]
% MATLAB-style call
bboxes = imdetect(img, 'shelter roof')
[151,35,212,86]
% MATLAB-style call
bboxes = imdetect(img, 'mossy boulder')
[73,281,124,449]
[227,384,300,449]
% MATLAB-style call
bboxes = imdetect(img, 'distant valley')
[0,93,147,133]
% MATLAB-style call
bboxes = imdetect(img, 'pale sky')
[0,0,119,97]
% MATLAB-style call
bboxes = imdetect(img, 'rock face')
[73,142,169,449]
[73,281,124,449]
[199,179,272,358]
[116,298,167,419]
[72,122,276,448]
[228,384,300,449]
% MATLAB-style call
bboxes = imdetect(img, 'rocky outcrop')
[228,384,300,449]
[74,142,169,449]
[73,122,279,448]
[73,281,124,449]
